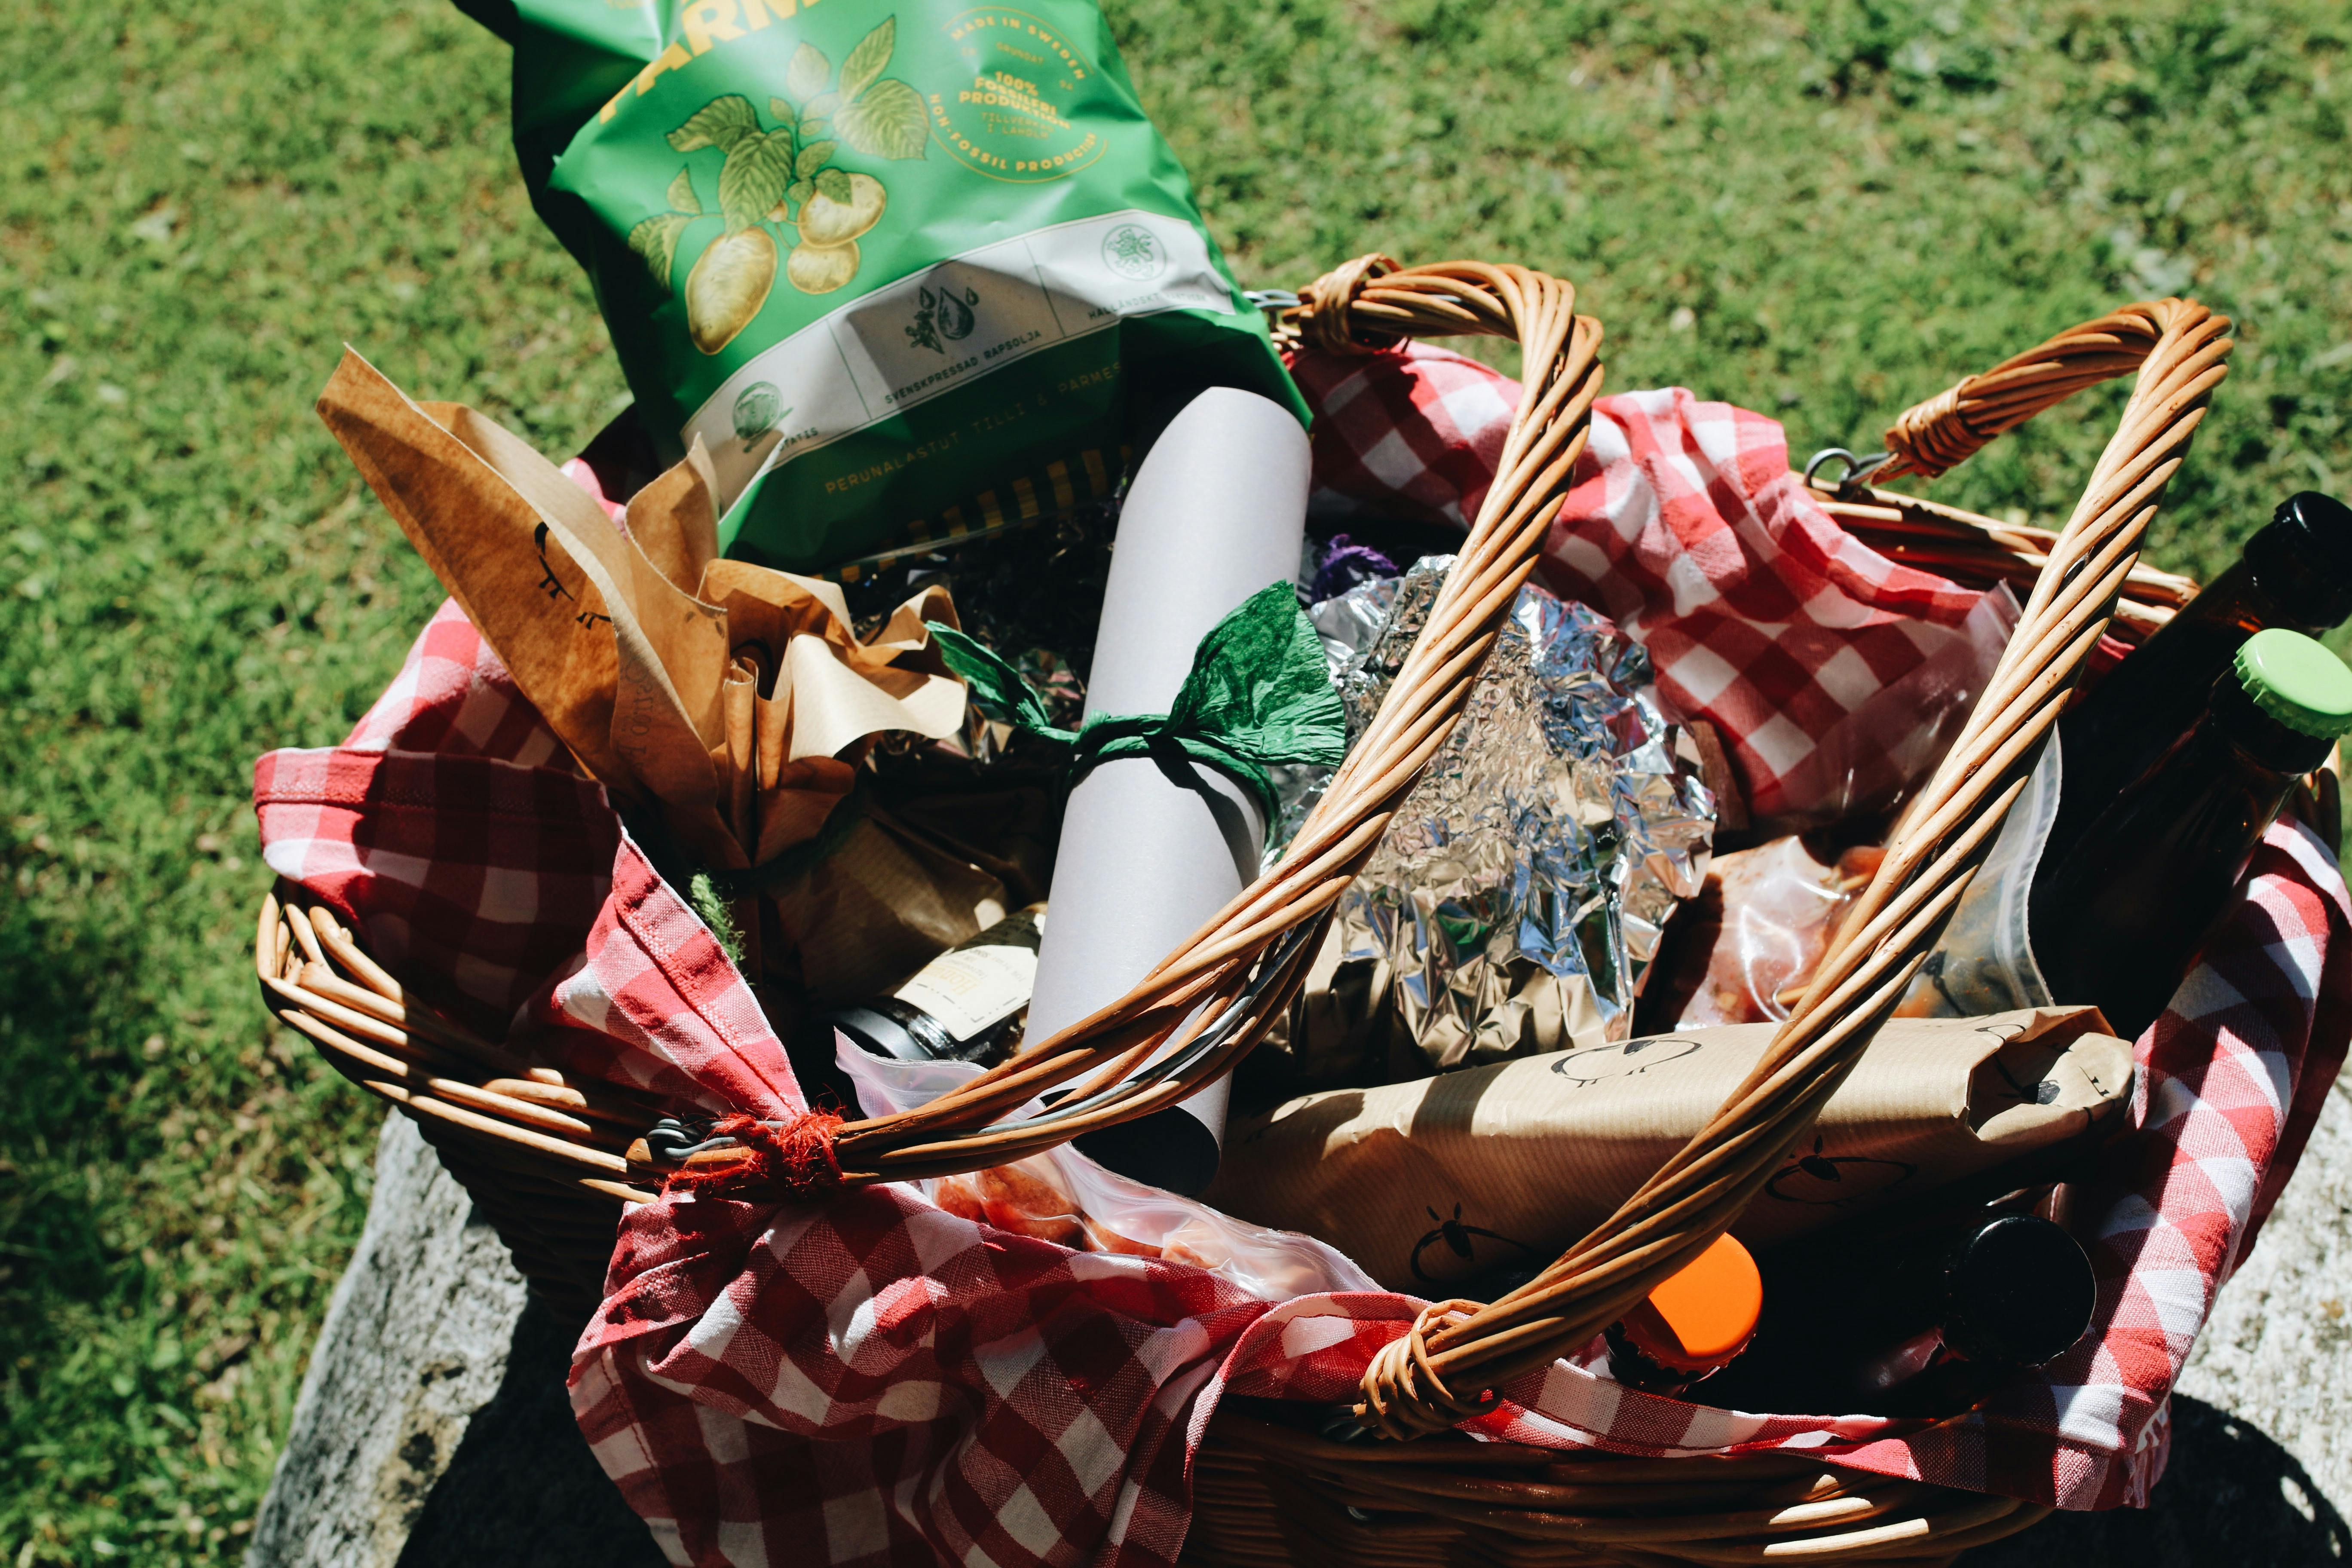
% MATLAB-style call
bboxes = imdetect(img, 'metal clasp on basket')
[1245,289,1305,347]
[1803,446,1895,497]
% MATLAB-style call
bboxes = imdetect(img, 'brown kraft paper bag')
[316,349,1004,985]
[1202,1007,2132,1292]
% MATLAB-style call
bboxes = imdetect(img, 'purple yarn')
[1309,533,1401,603]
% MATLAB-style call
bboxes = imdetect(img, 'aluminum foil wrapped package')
[1279,557,1716,1081]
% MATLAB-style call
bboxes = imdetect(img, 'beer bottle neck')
[2242,516,2352,633]
[2207,668,2337,779]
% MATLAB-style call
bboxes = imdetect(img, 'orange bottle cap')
[1619,1233,1762,1374]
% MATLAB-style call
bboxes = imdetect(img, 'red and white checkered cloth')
[253,606,616,1040]
[1297,343,2006,827]
[256,349,2352,1565]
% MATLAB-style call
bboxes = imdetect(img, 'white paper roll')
[1023,387,1312,1194]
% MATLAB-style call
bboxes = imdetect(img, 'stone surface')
[259,1077,2352,1567]
[390,1292,665,1568]
[2175,1068,2352,1502]
[245,1116,658,1568]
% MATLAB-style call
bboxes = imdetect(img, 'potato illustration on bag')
[787,241,861,296]
[684,230,780,353]
[797,172,886,247]
[627,16,928,349]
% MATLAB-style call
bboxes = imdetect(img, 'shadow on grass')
[0,892,141,1326]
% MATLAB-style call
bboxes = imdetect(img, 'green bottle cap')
[2233,628,2352,738]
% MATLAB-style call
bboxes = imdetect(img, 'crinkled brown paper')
[317,351,980,984]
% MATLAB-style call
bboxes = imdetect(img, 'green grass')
[1,0,2346,1562]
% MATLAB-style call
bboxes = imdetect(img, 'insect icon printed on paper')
[1409,1203,1538,1284]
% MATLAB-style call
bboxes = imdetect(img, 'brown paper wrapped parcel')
[1203,1007,2130,1292]
[317,351,1001,997]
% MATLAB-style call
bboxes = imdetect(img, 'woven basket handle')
[1351,299,2234,1438]
[1876,306,2206,481]
[816,257,1607,1184]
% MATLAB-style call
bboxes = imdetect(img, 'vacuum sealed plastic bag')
[1638,834,1887,1029]
[834,1035,1375,1299]
[464,0,1301,573]
[1895,740,2062,1018]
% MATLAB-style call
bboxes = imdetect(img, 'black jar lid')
[1940,1214,2097,1367]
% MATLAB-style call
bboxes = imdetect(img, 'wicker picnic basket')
[257,255,2238,1564]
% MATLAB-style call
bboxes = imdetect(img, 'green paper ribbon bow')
[928,580,1348,818]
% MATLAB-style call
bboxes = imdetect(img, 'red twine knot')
[666,1110,845,1201]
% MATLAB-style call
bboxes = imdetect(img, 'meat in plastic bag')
[835,1035,1375,1299]
[1637,835,1886,1030]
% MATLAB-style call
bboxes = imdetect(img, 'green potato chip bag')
[460,0,1305,574]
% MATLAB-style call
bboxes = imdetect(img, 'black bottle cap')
[2272,491,2352,580]
[1940,1215,2096,1367]
[826,1005,935,1064]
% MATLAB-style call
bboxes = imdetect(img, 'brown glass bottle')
[791,904,1047,1113]
[2029,631,2352,1041]
[2046,491,2352,867]
[1694,1210,2095,1418]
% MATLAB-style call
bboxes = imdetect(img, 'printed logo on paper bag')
[533,524,611,632]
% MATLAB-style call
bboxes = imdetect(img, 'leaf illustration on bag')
[838,18,897,102]
[628,212,695,293]
[794,140,837,181]
[835,78,928,160]
[652,17,924,324]
[906,286,942,354]
[717,127,796,233]
[784,42,832,104]
[666,95,760,154]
